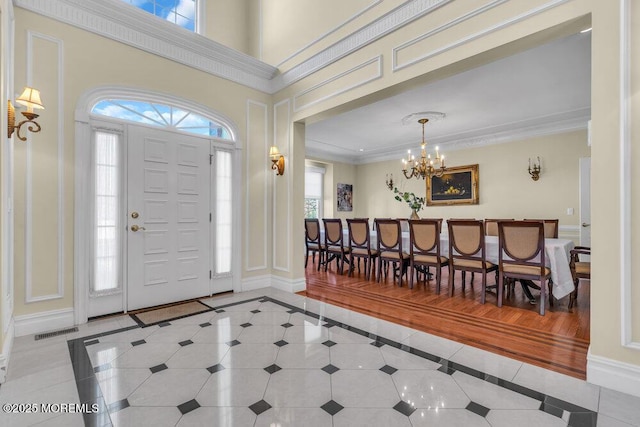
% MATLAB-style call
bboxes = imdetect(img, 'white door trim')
[74,87,241,324]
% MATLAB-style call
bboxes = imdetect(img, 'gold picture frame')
[426,164,479,206]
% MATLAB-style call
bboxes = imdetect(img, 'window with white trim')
[214,149,232,275]
[120,0,198,32]
[92,129,123,293]
[92,99,232,139]
[305,166,325,219]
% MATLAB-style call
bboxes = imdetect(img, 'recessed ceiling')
[305,32,591,164]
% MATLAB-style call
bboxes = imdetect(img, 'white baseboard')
[271,275,306,293]
[587,350,640,398]
[0,317,15,383]
[241,274,272,292]
[241,274,307,293]
[14,308,75,338]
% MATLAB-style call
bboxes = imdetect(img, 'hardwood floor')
[300,258,590,379]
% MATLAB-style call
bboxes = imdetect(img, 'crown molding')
[14,0,278,93]
[352,108,591,165]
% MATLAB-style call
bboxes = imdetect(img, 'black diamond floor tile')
[226,340,241,347]
[370,340,384,347]
[215,309,225,313]
[249,400,272,416]
[179,339,193,347]
[393,400,417,417]
[158,322,171,327]
[150,363,168,374]
[322,340,337,347]
[466,401,490,418]
[264,364,282,374]
[177,399,200,415]
[240,322,253,328]
[251,309,261,314]
[207,364,225,374]
[281,322,293,328]
[323,323,335,328]
[199,322,212,327]
[380,364,398,375]
[107,398,130,414]
[321,364,340,374]
[274,340,288,347]
[131,339,146,346]
[320,400,344,416]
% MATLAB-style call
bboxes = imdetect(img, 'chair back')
[347,218,371,251]
[447,220,485,258]
[305,218,321,244]
[524,219,559,238]
[409,219,441,256]
[485,219,514,236]
[374,219,403,253]
[322,218,344,247]
[498,220,545,267]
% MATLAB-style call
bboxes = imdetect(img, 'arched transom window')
[92,99,233,139]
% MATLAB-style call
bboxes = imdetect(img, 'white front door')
[126,126,211,310]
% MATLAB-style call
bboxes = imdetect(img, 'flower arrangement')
[392,187,425,212]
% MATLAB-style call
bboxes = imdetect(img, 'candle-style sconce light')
[385,173,394,190]
[8,87,45,141]
[528,156,541,181]
[269,145,285,176]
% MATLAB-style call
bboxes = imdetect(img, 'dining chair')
[374,218,409,287]
[322,218,350,274]
[524,219,559,238]
[568,246,590,309]
[447,220,497,303]
[484,219,514,236]
[346,218,378,280]
[408,219,448,292]
[497,221,552,315]
[304,218,324,270]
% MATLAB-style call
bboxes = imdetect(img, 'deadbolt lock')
[131,212,139,219]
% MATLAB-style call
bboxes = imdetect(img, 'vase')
[410,209,420,220]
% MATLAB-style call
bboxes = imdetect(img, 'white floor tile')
[392,370,470,409]
[111,406,182,427]
[453,371,541,410]
[333,408,413,427]
[401,331,464,360]
[599,387,640,427]
[487,409,568,427]
[127,368,210,406]
[264,369,331,408]
[196,368,270,407]
[449,345,523,381]
[255,407,332,427]
[178,406,257,427]
[331,370,400,408]
[330,343,385,369]
[275,343,330,369]
[409,408,492,426]
[219,343,279,368]
[96,368,152,405]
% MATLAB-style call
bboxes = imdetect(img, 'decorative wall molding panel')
[392,0,571,72]
[272,99,291,273]
[392,0,508,71]
[25,31,65,303]
[246,100,269,272]
[275,0,382,68]
[293,56,383,113]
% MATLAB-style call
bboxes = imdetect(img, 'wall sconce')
[528,156,541,181]
[8,87,45,141]
[385,173,394,190]
[269,145,285,176]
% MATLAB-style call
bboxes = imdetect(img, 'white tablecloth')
[321,230,576,299]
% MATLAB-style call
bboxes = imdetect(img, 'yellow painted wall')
[205,0,251,55]
[352,131,589,233]
[11,8,271,315]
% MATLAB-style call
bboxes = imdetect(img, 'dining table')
[321,229,576,300]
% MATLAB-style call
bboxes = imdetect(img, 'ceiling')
[305,31,591,164]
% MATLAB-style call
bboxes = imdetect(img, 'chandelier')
[402,118,446,180]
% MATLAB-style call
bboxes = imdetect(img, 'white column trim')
[25,31,65,303]
[618,0,640,350]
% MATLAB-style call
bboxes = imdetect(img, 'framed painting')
[426,164,479,206]
[337,183,353,211]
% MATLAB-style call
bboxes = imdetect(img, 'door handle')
[581,223,591,228]
[130,225,146,232]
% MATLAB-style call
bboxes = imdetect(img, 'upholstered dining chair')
[524,219,559,238]
[374,218,409,287]
[447,220,497,303]
[408,219,448,292]
[346,218,378,280]
[569,246,590,309]
[322,218,350,274]
[484,219,514,236]
[497,221,552,315]
[304,218,324,270]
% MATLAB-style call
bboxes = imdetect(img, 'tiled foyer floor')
[0,288,639,426]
